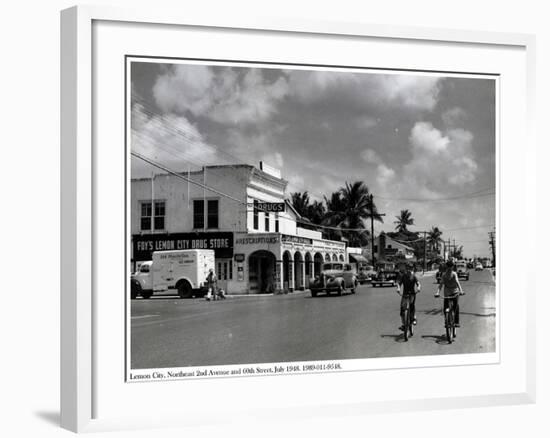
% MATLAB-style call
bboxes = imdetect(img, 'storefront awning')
[349,254,369,263]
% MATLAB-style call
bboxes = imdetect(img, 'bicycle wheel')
[409,313,414,337]
[445,309,452,343]
[449,300,457,338]
[403,307,409,341]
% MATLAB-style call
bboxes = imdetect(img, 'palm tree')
[427,226,443,253]
[451,245,464,259]
[336,181,380,247]
[394,209,414,233]
[290,191,311,218]
[323,191,346,241]
[307,200,326,225]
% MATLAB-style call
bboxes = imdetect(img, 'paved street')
[130,269,496,369]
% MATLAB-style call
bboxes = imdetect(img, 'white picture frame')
[60,5,536,433]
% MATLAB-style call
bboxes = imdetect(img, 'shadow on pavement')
[421,334,450,345]
[461,311,496,318]
[380,333,407,343]
[422,307,443,316]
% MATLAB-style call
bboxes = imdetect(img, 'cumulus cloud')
[354,116,378,130]
[131,103,219,177]
[361,148,382,164]
[410,122,450,153]
[377,164,396,186]
[401,122,478,195]
[442,107,466,127]
[262,152,284,168]
[153,65,289,124]
[360,148,395,187]
[288,71,441,111]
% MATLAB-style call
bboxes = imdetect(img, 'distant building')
[130,163,346,294]
[366,233,416,263]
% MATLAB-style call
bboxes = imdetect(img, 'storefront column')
[275,260,283,292]
[300,261,306,290]
[288,261,294,292]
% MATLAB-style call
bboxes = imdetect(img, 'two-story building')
[367,233,416,263]
[131,163,346,294]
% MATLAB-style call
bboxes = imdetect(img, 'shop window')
[265,212,270,232]
[140,202,152,231]
[154,201,165,230]
[140,201,165,231]
[216,260,233,280]
[193,200,204,229]
[207,199,219,229]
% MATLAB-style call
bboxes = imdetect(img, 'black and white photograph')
[128,59,497,376]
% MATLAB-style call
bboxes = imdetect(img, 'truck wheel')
[177,281,193,299]
[141,291,152,299]
[337,283,344,296]
[311,290,318,298]
[131,282,141,299]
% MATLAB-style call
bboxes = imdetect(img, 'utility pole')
[369,194,385,267]
[151,171,155,234]
[489,230,496,268]
[423,231,427,272]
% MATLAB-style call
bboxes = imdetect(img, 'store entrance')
[248,250,276,294]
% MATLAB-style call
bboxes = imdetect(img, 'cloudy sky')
[131,60,496,258]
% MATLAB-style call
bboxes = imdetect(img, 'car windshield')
[323,263,343,270]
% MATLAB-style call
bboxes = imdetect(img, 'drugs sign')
[255,202,285,213]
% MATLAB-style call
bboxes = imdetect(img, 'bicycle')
[398,293,415,341]
[434,292,462,343]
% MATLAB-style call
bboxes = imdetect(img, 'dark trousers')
[400,294,417,322]
[444,297,460,324]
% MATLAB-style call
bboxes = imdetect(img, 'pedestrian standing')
[205,268,218,301]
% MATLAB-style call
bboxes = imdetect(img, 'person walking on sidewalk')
[205,268,218,301]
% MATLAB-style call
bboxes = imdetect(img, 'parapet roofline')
[131,164,287,184]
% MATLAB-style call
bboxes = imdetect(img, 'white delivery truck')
[131,249,215,299]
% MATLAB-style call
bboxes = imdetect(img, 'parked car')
[356,264,376,284]
[371,262,399,287]
[475,262,483,271]
[310,262,358,297]
[455,261,470,280]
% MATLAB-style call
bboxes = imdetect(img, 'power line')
[131,151,378,234]
[132,97,494,206]
[376,187,495,202]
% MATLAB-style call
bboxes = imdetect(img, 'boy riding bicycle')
[396,263,421,331]
[435,260,465,326]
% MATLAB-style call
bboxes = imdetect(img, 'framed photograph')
[61,5,536,433]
